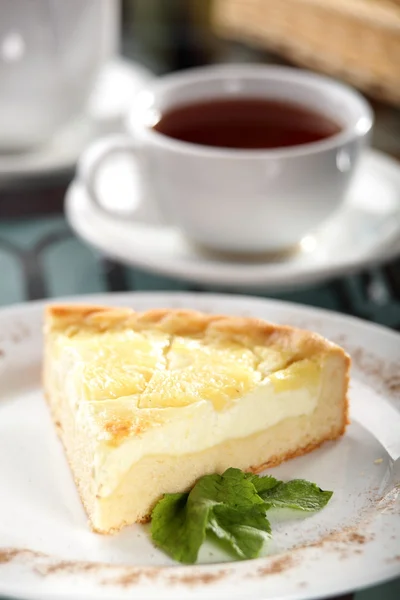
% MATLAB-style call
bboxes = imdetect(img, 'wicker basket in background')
[212,0,400,106]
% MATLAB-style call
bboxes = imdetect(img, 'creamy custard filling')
[53,329,324,498]
[94,385,319,497]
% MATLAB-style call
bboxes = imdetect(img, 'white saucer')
[0,58,154,182]
[65,149,400,290]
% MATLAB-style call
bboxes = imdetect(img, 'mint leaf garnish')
[259,479,333,511]
[193,468,271,560]
[191,467,265,510]
[208,503,271,560]
[150,470,333,564]
[150,492,204,564]
[151,468,268,563]
[244,472,281,494]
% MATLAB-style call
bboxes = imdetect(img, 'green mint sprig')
[150,467,332,564]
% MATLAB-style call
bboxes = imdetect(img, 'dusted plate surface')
[0,292,399,600]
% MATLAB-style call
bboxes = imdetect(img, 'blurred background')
[1,0,399,215]
[0,0,399,329]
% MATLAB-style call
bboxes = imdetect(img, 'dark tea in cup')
[153,98,341,150]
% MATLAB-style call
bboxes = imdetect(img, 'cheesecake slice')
[43,304,350,534]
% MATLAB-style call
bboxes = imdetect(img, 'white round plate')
[65,150,400,290]
[0,58,154,182]
[0,292,399,600]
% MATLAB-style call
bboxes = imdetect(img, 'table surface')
[0,24,399,600]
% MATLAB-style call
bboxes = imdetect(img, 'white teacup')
[0,0,119,151]
[78,64,373,254]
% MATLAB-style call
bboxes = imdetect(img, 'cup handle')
[77,134,140,218]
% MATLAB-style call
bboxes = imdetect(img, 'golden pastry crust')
[45,303,347,359]
[45,304,351,441]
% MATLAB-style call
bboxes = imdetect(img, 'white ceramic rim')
[127,63,374,159]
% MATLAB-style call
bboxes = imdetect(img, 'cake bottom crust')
[90,418,345,534]
[51,415,345,534]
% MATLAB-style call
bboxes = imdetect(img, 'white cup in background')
[78,64,373,254]
[0,0,120,151]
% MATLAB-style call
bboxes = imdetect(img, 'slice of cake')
[43,304,350,534]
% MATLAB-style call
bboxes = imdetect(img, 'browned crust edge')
[43,391,97,533]
[44,303,351,360]
[45,303,351,427]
